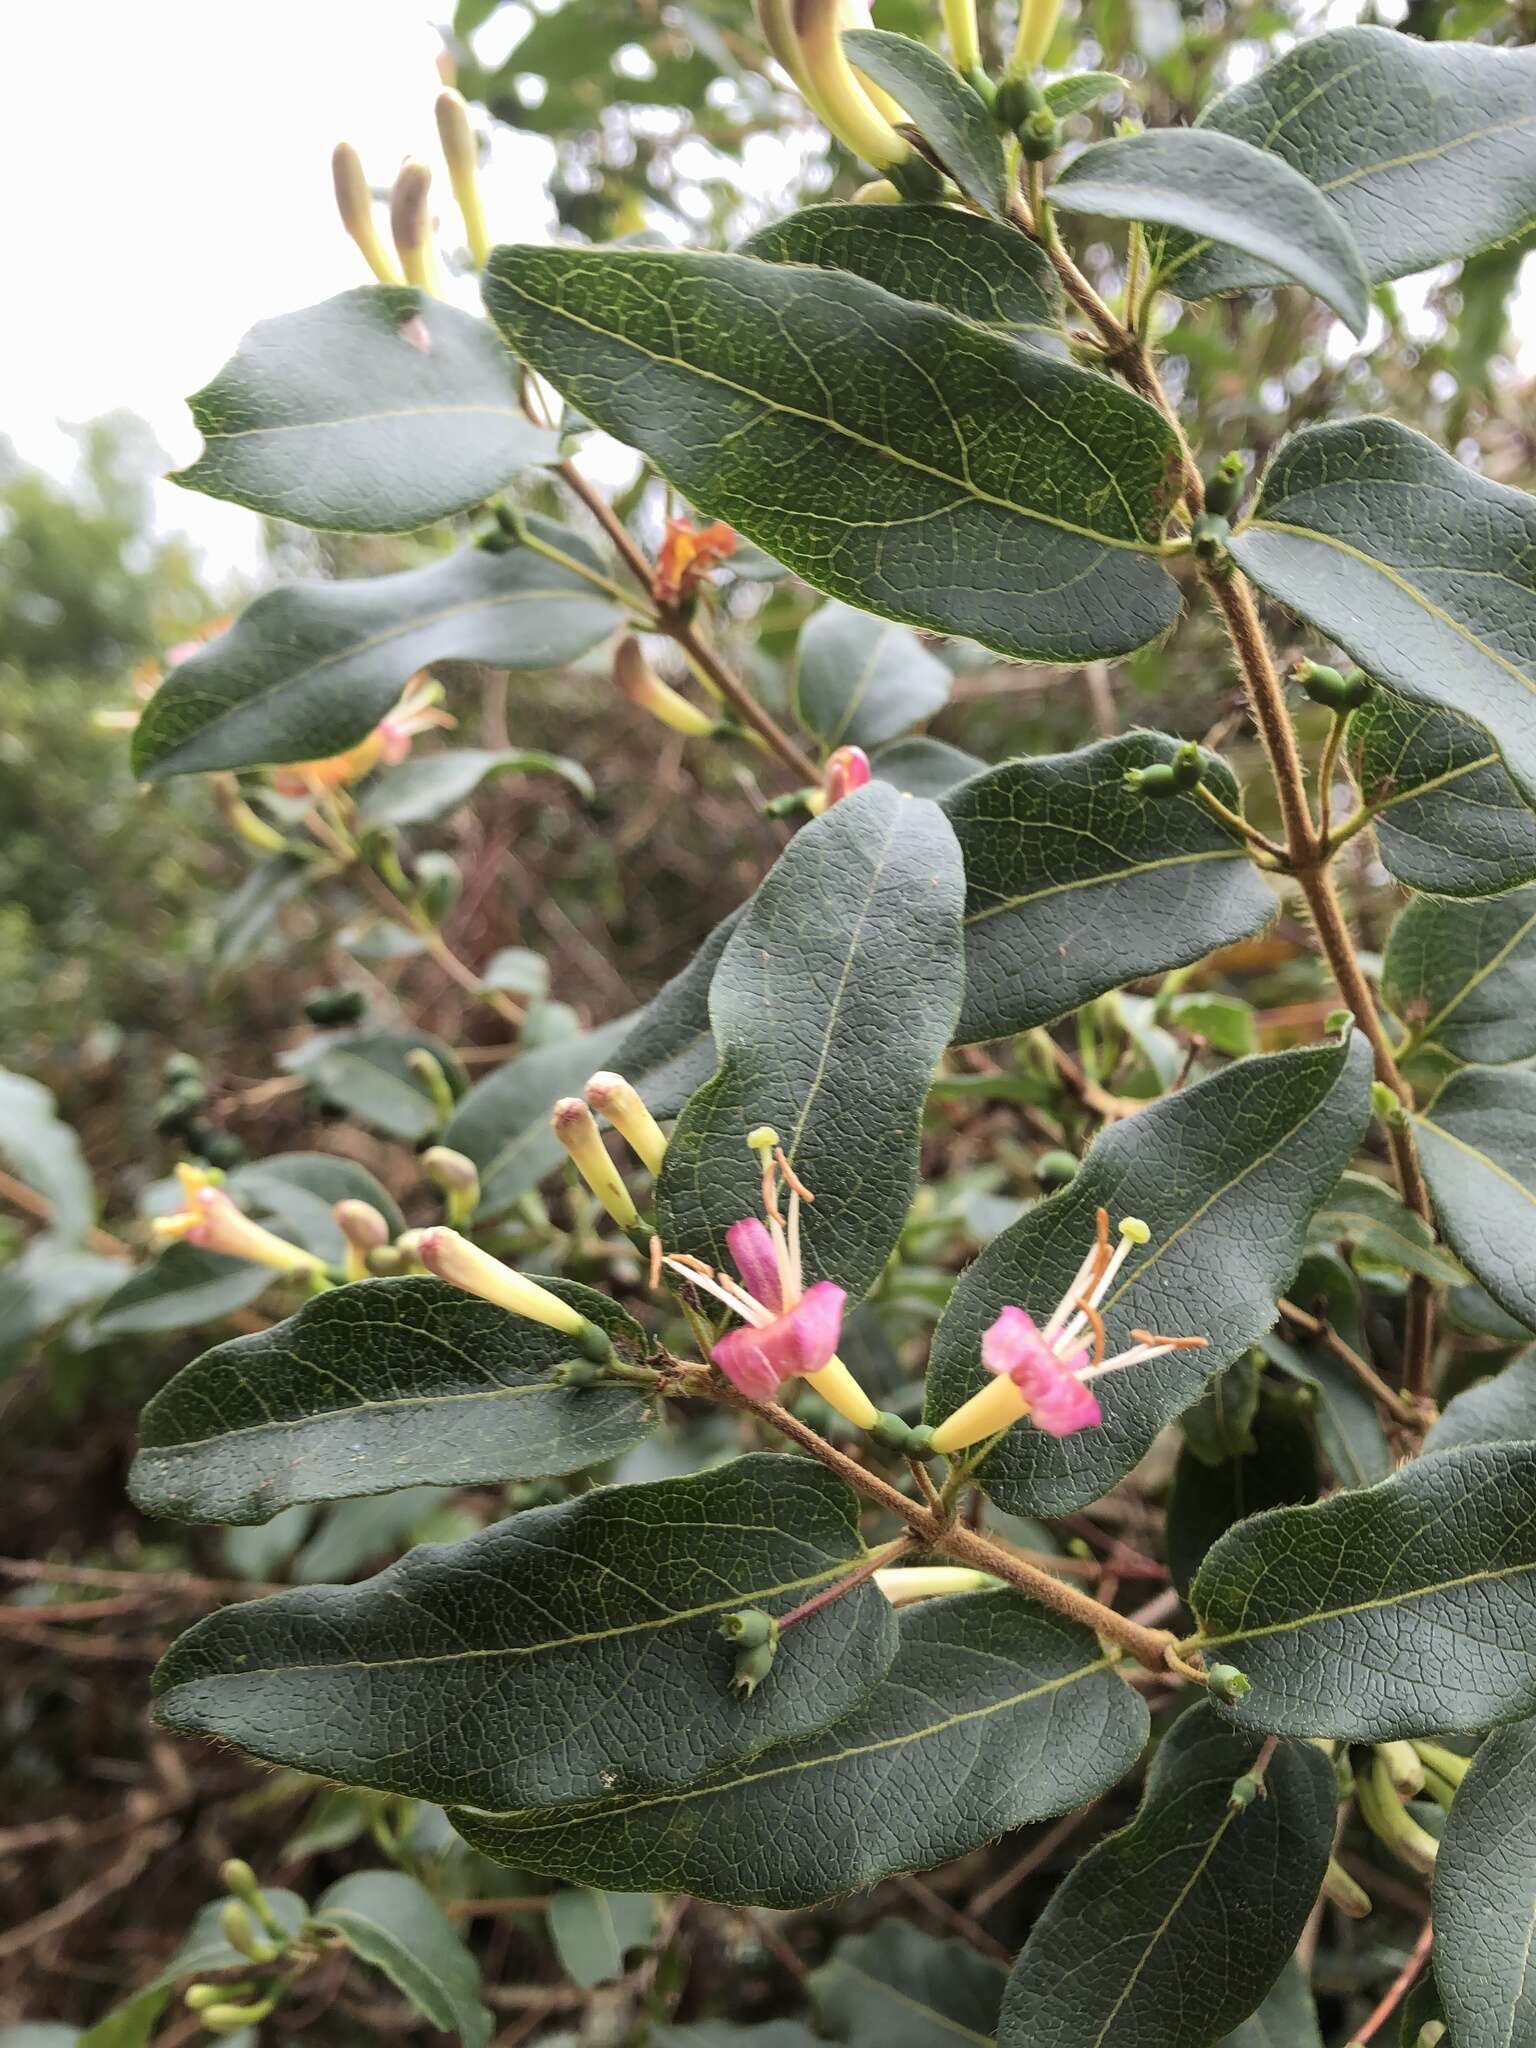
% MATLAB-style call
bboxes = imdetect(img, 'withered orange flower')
[653,518,737,606]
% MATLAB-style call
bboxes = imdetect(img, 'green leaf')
[1044,71,1126,117]
[657,784,964,1299]
[89,1244,273,1340]
[1228,421,1536,813]
[924,1035,1371,1514]
[0,1241,126,1362]
[358,746,593,827]
[1051,129,1369,336]
[132,534,619,780]
[1191,1441,1536,1738]
[1426,1348,1536,1457]
[1181,1352,1262,1469]
[1166,1387,1319,1599]
[793,601,952,753]
[129,1276,653,1523]
[1309,1170,1467,1288]
[285,1029,465,1143]
[999,1707,1335,2048]
[612,912,745,1123]
[810,1921,1006,2048]
[482,245,1182,663]
[151,1454,900,1806]
[842,30,1006,217]
[1218,1960,1324,2048]
[1168,993,1258,1058]
[741,204,1066,352]
[1398,1976,1446,2048]
[481,947,550,999]
[1384,885,1536,1065]
[0,1068,93,1242]
[1434,1717,1536,2048]
[443,1017,633,1218]
[546,1889,656,1988]
[1352,693,1536,900]
[73,1889,308,2048]
[172,287,557,534]
[942,733,1275,1043]
[213,853,310,969]
[872,737,987,800]
[1414,1068,1536,1327]
[449,1591,1149,1908]
[1163,26,1536,293]
[229,1154,405,1265]
[311,1872,491,2048]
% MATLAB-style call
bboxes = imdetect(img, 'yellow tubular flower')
[942,0,982,75]
[755,0,822,103]
[792,0,909,167]
[154,1165,327,1277]
[418,1228,591,1338]
[613,636,717,738]
[434,89,491,269]
[1012,0,1062,73]
[331,143,404,283]
[552,1099,641,1228]
[390,159,444,294]
[838,0,908,125]
[804,1358,879,1428]
[584,1071,669,1175]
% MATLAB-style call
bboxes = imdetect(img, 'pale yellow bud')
[390,159,444,295]
[584,1071,668,1175]
[334,1198,391,1281]
[941,0,982,75]
[418,1228,591,1338]
[435,89,491,268]
[332,142,404,284]
[552,1098,641,1229]
[613,636,717,738]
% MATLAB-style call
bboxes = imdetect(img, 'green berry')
[870,1410,914,1452]
[303,987,367,1026]
[1205,1662,1251,1705]
[731,1637,779,1699]
[719,1608,778,1648]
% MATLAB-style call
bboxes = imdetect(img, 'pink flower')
[982,1306,1102,1438]
[712,1280,847,1400]
[823,745,872,808]
[725,1217,785,1313]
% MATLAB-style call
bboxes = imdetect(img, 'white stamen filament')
[662,1256,774,1327]
[1075,1341,1176,1383]
[786,1186,803,1300]
[1042,1238,1107,1342]
[1050,1230,1141,1353]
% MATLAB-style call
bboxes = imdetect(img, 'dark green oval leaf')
[943,732,1275,1043]
[228,1153,405,1264]
[1434,1717,1536,2048]
[1229,421,1536,812]
[132,536,619,781]
[1165,26,1536,292]
[151,1454,899,1806]
[810,1921,1006,2048]
[1384,886,1536,1065]
[1219,1961,1324,2048]
[284,1029,466,1144]
[1426,1349,1536,1457]
[924,1035,1372,1514]
[483,246,1182,663]
[129,1276,653,1523]
[656,783,964,1299]
[1052,129,1369,336]
[1308,1171,1466,1288]
[1414,1067,1536,1328]
[741,204,1066,352]
[449,1591,1149,1908]
[1352,693,1536,900]
[358,745,593,827]
[311,1872,491,2048]
[1000,1706,1335,2048]
[1192,1442,1536,1738]
[172,287,557,534]
[842,30,1006,217]
[793,601,952,753]
[88,1243,274,1340]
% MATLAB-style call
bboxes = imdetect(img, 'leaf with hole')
[448,1592,1148,1908]
[1162,27,1536,294]
[1192,1441,1536,1737]
[1051,129,1370,336]
[129,1275,653,1523]
[656,784,964,1300]
[942,733,1275,1043]
[924,1035,1371,1515]
[1352,693,1536,900]
[741,204,1066,353]
[1414,1068,1536,1328]
[172,287,557,534]
[132,530,619,780]
[150,1455,899,1806]
[1229,422,1536,813]
[482,245,1183,663]
[999,1706,1335,2048]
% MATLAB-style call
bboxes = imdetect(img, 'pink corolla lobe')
[982,1305,1103,1438]
[711,1280,847,1400]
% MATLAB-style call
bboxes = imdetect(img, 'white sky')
[3,1,1531,586]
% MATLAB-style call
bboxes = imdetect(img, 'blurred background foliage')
[2,0,1534,2037]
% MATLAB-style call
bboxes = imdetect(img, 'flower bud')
[822,745,872,809]
[613,636,717,737]
[1018,107,1063,160]
[1372,1080,1408,1130]
[390,159,443,294]
[552,1098,641,1229]
[1294,658,1374,711]
[1322,1856,1372,1919]
[435,88,491,268]
[199,2000,278,2035]
[754,0,909,170]
[1377,1739,1426,1798]
[332,142,404,284]
[405,1047,456,1128]
[185,1985,255,2012]
[218,1901,277,1964]
[334,1200,391,1255]
[418,1227,610,1354]
[584,1071,668,1174]
[366,1244,409,1277]
[851,177,902,204]
[1036,1149,1078,1189]
[422,1145,481,1226]
[1227,1771,1264,1811]
[414,849,462,926]
[720,1608,778,1648]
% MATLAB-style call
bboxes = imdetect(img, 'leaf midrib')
[964,845,1239,927]
[1201,1551,1536,1649]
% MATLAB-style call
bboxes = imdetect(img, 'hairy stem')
[557,458,821,785]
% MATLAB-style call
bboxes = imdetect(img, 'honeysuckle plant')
[14,4,1536,2045]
